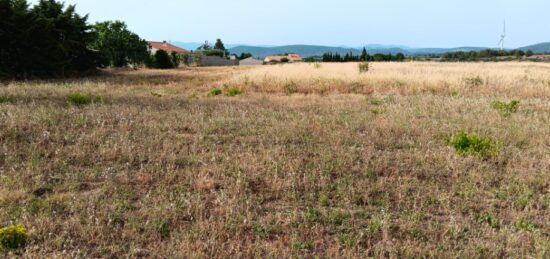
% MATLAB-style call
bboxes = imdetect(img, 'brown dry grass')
[0,63,549,258]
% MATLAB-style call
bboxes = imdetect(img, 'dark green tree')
[0,0,99,78]
[90,21,149,67]
[395,53,406,61]
[238,52,252,60]
[153,49,174,69]
[214,38,226,51]
[213,38,229,57]
[360,47,369,61]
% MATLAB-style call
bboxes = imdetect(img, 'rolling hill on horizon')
[173,42,550,58]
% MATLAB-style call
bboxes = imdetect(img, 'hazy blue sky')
[29,0,549,48]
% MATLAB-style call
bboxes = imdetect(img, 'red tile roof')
[148,41,189,54]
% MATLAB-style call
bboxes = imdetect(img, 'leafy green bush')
[152,50,175,69]
[0,224,27,250]
[358,62,369,73]
[226,88,242,97]
[447,131,500,158]
[208,88,222,96]
[492,100,520,116]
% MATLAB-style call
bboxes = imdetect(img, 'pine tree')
[360,47,368,61]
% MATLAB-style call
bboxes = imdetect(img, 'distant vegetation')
[194,39,229,57]
[238,52,253,60]
[323,48,406,62]
[441,49,534,61]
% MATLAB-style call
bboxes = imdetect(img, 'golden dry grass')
[223,62,550,97]
[0,63,549,258]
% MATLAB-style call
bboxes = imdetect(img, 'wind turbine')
[498,20,506,50]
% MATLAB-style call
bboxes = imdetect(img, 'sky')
[29,0,550,48]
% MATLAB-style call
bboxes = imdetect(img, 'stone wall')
[187,55,239,67]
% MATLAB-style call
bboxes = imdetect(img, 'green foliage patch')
[67,93,103,105]
[208,88,223,97]
[0,224,27,250]
[0,95,16,104]
[492,100,520,116]
[226,88,242,97]
[447,131,500,158]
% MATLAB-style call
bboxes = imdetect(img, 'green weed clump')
[208,88,222,96]
[513,218,537,232]
[0,224,27,250]
[226,88,242,97]
[67,93,102,105]
[447,131,500,158]
[358,62,369,73]
[492,100,520,116]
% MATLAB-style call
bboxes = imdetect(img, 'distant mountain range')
[172,42,550,58]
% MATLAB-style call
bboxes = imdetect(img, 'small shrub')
[226,88,242,97]
[464,76,483,87]
[251,224,272,237]
[365,217,383,235]
[0,224,27,250]
[337,233,357,248]
[304,208,321,222]
[447,131,500,158]
[313,62,322,69]
[328,211,351,226]
[208,88,222,96]
[474,212,500,229]
[492,100,520,116]
[513,218,537,232]
[67,93,102,105]
[358,62,369,73]
[291,242,311,251]
[157,220,171,239]
[284,81,298,95]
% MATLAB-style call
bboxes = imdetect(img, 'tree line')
[1,0,218,79]
[441,49,535,61]
[322,48,406,62]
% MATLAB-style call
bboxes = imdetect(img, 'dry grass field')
[1,62,549,257]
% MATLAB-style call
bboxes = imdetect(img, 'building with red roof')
[148,41,190,54]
